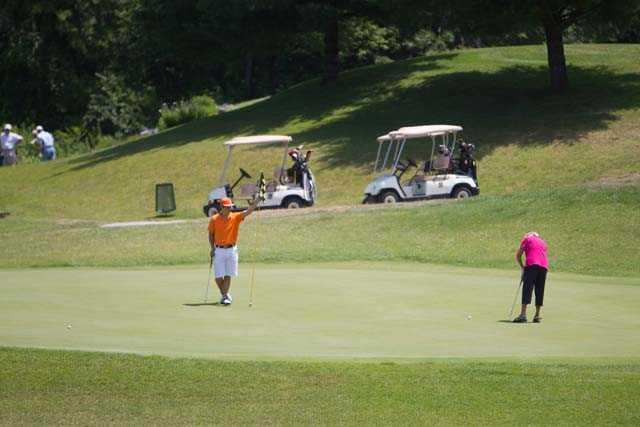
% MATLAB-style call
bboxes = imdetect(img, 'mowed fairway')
[2,263,639,360]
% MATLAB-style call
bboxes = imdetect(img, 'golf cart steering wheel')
[406,158,418,168]
[239,168,252,179]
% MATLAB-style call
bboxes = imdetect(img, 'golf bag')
[456,141,477,183]
[286,147,312,187]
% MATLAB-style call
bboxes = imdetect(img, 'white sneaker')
[221,294,232,305]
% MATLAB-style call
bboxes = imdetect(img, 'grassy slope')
[1,185,638,276]
[0,44,639,220]
[1,347,639,425]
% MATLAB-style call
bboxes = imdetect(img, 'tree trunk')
[244,54,254,99]
[543,20,569,92]
[268,55,280,93]
[323,8,339,83]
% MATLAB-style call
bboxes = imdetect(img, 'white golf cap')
[36,125,43,132]
[3,124,11,131]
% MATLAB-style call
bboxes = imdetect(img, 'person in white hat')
[32,125,56,161]
[1,124,23,166]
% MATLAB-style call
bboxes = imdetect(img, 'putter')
[203,255,214,303]
[508,277,523,320]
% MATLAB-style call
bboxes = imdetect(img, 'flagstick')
[249,199,262,308]
[249,173,266,308]
[249,207,260,307]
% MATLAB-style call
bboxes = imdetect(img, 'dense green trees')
[456,1,640,91]
[1,0,638,144]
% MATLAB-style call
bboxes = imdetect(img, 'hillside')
[0,44,639,220]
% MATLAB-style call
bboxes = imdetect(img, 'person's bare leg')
[535,305,542,318]
[519,304,528,317]
[222,276,231,296]
[215,277,224,296]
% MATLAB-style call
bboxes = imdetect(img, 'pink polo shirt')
[520,235,549,270]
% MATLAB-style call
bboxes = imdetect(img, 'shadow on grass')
[183,302,220,307]
[51,55,452,175]
[55,52,640,173]
[292,64,640,169]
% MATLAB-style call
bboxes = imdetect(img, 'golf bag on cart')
[285,147,313,187]
[456,140,477,183]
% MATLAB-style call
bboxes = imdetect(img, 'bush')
[340,18,400,68]
[53,126,116,157]
[12,124,40,164]
[157,95,218,130]
[402,29,455,57]
[83,72,149,143]
[11,124,119,162]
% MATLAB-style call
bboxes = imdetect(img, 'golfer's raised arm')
[242,198,258,218]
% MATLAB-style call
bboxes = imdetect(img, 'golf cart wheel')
[282,196,304,209]
[362,195,377,204]
[451,186,472,199]
[380,190,399,204]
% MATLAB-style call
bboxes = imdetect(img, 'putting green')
[1,263,639,360]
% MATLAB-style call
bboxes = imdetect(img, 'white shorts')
[214,246,238,278]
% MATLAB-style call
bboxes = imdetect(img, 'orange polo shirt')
[208,212,244,246]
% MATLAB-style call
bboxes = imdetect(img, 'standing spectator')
[1,124,23,166]
[513,231,549,323]
[32,125,56,161]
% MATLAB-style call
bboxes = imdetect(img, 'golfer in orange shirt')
[208,197,258,305]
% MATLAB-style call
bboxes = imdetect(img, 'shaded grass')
[0,45,639,220]
[1,347,639,425]
[0,185,638,277]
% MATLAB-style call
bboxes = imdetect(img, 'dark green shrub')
[158,95,218,130]
[83,73,146,143]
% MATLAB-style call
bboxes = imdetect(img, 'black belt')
[215,244,235,249]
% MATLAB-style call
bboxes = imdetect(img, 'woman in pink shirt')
[514,231,549,323]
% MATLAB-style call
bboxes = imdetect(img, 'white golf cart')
[363,125,479,204]
[203,135,316,216]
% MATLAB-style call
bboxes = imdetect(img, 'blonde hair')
[525,231,539,238]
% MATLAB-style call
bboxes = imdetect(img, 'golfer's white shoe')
[221,294,232,305]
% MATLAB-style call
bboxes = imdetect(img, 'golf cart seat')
[432,147,452,171]
[266,181,277,192]
[240,183,257,198]
[274,167,288,183]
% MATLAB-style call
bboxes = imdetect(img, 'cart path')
[99,198,456,228]
[96,175,640,228]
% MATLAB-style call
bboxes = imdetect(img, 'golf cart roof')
[377,125,463,142]
[224,135,293,146]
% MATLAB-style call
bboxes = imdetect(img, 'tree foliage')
[1,0,639,142]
